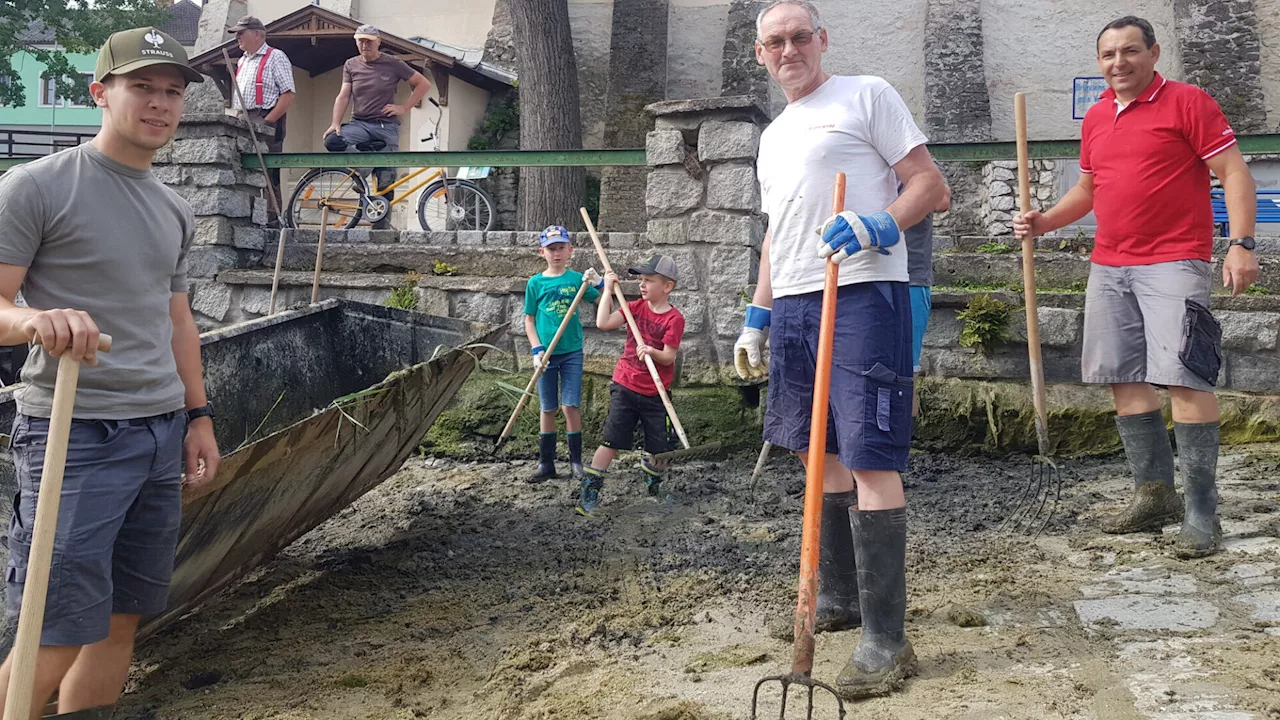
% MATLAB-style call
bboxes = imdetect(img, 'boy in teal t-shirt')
[523,225,604,481]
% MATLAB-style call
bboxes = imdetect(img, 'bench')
[1211,188,1280,237]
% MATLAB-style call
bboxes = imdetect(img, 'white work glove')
[531,344,545,369]
[733,304,771,381]
[582,267,603,289]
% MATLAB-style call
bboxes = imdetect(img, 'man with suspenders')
[227,16,295,215]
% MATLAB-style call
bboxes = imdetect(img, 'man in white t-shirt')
[734,0,947,699]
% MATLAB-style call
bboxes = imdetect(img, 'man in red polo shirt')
[1015,15,1258,558]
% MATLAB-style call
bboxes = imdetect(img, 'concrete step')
[933,251,1280,293]
[939,234,1280,255]
[250,228,644,250]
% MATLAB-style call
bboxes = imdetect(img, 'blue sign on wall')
[1073,77,1109,119]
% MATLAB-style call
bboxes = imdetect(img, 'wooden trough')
[0,299,502,715]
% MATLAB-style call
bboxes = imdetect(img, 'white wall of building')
[667,0,728,101]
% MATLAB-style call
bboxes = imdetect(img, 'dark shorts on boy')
[537,350,584,412]
[6,412,186,646]
[764,281,914,472]
[601,382,676,454]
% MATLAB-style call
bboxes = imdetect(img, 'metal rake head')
[751,672,847,720]
[998,454,1062,537]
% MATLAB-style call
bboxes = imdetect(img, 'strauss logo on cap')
[145,29,164,48]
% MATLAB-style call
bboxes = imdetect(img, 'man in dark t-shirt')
[324,24,431,228]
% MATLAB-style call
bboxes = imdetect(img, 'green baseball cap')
[94,27,204,84]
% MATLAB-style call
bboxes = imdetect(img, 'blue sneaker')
[576,468,605,516]
[641,457,664,497]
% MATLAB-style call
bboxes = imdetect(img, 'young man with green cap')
[0,27,219,717]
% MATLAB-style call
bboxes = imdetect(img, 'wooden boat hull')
[0,299,501,661]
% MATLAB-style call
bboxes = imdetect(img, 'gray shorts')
[1081,260,1221,392]
[337,118,400,187]
[6,412,185,646]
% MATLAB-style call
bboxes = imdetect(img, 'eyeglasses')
[759,29,820,53]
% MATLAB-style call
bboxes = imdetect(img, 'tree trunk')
[510,0,586,230]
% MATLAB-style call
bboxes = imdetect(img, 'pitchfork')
[1000,92,1062,537]
[751,174,847,720]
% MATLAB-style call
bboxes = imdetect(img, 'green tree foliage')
[0,1,166,107]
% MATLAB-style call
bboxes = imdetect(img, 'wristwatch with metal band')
[1229,236,1256,250]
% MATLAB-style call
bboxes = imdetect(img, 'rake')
[1000,92,1062,537]
[751,174,847,720]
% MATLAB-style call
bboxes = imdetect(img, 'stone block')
[989,166,1016,182]
[1036,186,1052,201]
[1225,354,1280,392]
[646,130,686,166]
[186,246,243,278]
[992,160,1017,170]
[988,180,1012,196]
[647,218,687,245]
[420,287,450,317]
[486,231,515,247]
[697,121,761,162]
[646,168,702,218]
[987,221,1012,236]
[688,210,764,248]
[402,231,456,246]
[1037,307,1083,347]
[170,137,239,165]
[451,291,507,325]
[1039,171,1055,185]
[188,280,232,322]
[152,165,182,185]
[1219,311,1280,351]
[241,287,272,316]
[183,167,238,187]
[706,246,757,292]
[922,310,962,347]
[175,186,252,218]
[989,196,1015,212]
[458,231,485,246]
[668,291,706,334]
[251,197,268,225]
[706,164,760,211]
[234,227,268,252]
[710,292,747,337]
[664,249,704,292]
[515,231,541,247]
[608,232,639,249]
[193,216,235,246]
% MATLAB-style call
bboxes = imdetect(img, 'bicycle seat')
[355,140,387,152]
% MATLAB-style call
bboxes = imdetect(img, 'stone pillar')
[155,86,273,329]
[1174,0,1268,133]
[193,0,246,54]
[720,0,770,107]
[644,96,768,383]
[923,0,991,143]
[980,160,1059,238]
[598,0,670,233]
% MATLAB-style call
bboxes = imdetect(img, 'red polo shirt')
[1080,72,1237,266]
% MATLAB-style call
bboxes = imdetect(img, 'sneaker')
[576,471,604,516]
[640,457,664,497]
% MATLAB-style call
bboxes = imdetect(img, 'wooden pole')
[311,206,329,304]
[1015,92,1051,456]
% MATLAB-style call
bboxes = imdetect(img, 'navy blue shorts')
[6,412,186,646]
[764,281,914,472]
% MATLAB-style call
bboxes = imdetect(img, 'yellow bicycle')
[284,100,495,231]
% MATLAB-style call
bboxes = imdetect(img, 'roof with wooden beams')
[188,5,510,107]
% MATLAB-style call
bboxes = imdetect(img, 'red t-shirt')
[1079,73,1237,267]
[612,299,685,396]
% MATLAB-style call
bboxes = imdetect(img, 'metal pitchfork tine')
[751,174,847,720]
[999,92,1063,538]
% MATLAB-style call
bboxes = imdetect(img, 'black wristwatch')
[1229,236,1257,251]
[186,404,214,423]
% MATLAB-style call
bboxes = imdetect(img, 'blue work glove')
[816,210,901,263]
[733,304,771,381]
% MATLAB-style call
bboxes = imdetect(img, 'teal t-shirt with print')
[523,270,601,355]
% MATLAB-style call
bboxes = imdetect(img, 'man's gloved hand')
[817,210,901,263]
[531,344,546,368]
[734,304,771,381]
[582,268,603,290]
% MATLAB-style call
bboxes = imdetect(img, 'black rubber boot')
[567,431,584,479]
[1174,421,1222,558]
[769,491,861,641]
[1101,410,1184,534]
[836,507,916,699]
[528,432,558,483]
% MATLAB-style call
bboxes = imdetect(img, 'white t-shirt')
[757,74,928,298]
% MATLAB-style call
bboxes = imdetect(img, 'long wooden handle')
[579,208,691,450]
[312,206,330,304]
[27,331,113,355]
[495,279,593,447]
[3,342,106,720]
[792,172,845,675]
[1015,93,1050,456]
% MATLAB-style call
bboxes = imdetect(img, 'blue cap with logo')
[539,225,572,247]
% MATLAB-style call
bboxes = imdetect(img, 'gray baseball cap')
[628,254,678,283]
[227,16,266,33]
[354,24,380,40]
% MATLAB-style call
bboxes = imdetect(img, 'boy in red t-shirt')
[576,254,686,516]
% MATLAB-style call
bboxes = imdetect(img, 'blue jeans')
[537,350,584,413]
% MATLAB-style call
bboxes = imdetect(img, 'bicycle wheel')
[417,179,495,231]
[286,168,367,229]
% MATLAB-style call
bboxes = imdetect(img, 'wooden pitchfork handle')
[311,205,330,304]
[5,333,112,720]
[1015,92,1051,457]
[579,208,691,450]
[495,278,593,448]
[221,47,289,316]
[790,173,845,676]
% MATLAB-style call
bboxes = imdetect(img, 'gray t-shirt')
[904,213,933,287]
[0,143,193,419]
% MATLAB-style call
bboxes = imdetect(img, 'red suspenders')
[236,47,274,107]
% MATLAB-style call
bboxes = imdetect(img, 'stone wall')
[1174,0,1269,133]
[980,160,1061,237]
[924,0,992,143]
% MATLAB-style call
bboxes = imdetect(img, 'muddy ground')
[115,443,1280,720]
